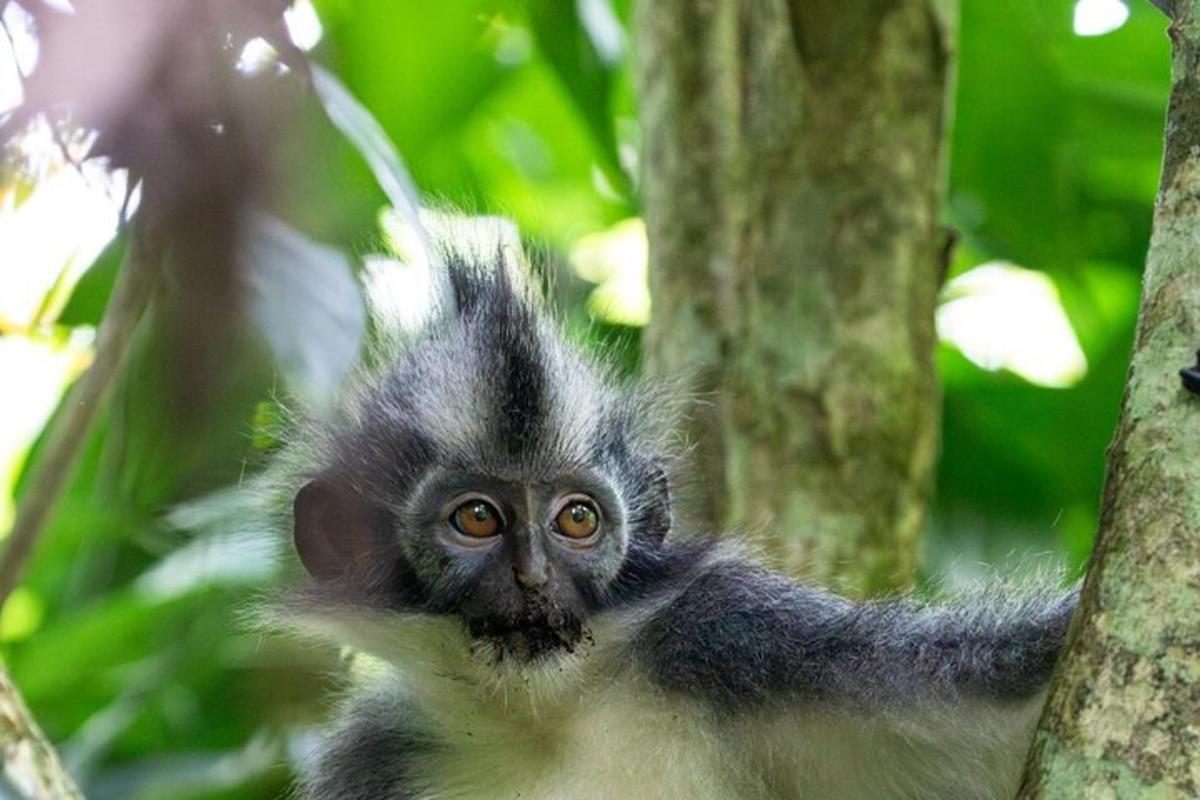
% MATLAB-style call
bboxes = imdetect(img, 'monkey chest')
[409,687,741,800]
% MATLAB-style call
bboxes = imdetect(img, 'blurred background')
[0,0,1170,796]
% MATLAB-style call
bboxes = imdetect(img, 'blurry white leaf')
[240,213,364,410]
[136,485,281,601]
[135,528,275,600]
[577,0,624,65]
[1073,0,1128,37]
[235,37,278,75]
[309,65,440,272]
[937,262,1087,388]
[86,733,282,800]
[570,218,650,326]
[284,0,323,51]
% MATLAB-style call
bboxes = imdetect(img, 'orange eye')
[452,500,503,538]
[556,499,600,540]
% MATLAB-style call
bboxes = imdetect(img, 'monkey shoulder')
[629,557,853,710]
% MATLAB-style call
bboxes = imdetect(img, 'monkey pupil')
[472,504,491,521]
[570,505,588,523]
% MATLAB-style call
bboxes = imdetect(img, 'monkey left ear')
[639,464,672,542]
[293,479,387,581]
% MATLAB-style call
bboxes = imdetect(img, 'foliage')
[0,0,1169,795]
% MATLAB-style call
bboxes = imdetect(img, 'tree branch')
[1018,0,1200,794]
[0,214,161,607]
[0,666,82,799]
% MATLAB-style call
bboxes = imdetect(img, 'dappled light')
[1073,0,1130,36]
[937,263,1088,388]
[570,217,649,326]
[0,124,126,331]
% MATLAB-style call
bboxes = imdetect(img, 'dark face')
[292,464,635,667]
[398,468,629,664]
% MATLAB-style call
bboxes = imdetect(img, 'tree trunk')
[1017,5,1200,797]
[635,0,956,592]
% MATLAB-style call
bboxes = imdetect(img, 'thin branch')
[0,213,161,607]
[0,666,82,799]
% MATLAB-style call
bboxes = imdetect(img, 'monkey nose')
[512,537,548,589]
[513,561,548,590]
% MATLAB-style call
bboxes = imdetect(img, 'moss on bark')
[1018,5,1200,797]
[635,0,956,592]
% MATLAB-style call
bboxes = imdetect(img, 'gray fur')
[271,239,1077,799]
[299,689,433,800]
[634,560,1077,711]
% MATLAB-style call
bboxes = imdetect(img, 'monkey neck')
[284,603,639,724]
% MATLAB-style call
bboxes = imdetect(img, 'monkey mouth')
[465,607,587,664]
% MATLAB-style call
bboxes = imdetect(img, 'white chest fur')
[409,680,738,800]
[304,610,1042,800]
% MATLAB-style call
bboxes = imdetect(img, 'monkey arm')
[632,559,1077,712]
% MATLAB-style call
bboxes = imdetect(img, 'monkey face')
[397,470,629,665]
[291,464,643,667]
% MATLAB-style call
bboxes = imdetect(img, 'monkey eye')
[554,497,600,541]
[451,499,503,538]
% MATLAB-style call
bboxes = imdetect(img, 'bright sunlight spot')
[363,254,436,336]
[937,262,1088,388]
[0,330,95,533]
[374,208,526,334]
[236,37,278,74]
[0,0,38,112]
[0,37,21,113]
[285,0,324,52]
[0,123,127,331]
[577,0,624,65]
[0,587,45,642]
[1073,0,1129,37]
[570,218,650,327]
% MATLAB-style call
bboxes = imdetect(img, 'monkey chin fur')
[465,603,590,667]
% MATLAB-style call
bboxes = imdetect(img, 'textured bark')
[1017,6,1200,797]
[635,0,956,592]
[0,667,82,799]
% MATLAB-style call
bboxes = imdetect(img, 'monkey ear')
[293,480,385,581]
[640,464,672,543]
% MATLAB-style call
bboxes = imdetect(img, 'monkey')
[267,239,1078,800]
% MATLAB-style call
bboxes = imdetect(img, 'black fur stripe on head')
[447,249,547,458]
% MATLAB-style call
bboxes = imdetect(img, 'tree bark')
[0,666,82,799]
[635,0,956,592]
[1017,5,1200,797]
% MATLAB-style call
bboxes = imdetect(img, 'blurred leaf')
[240,212,364,411]
[86,734,287,800]
[460,61,633,242]
[950,0,1167,272]
[312,0,514,190]
[7,589,201,722]
[309,65,431,245]
[527,0,628,196]
[57,235,125,328]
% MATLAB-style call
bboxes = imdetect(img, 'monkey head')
[289,255,671,666]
